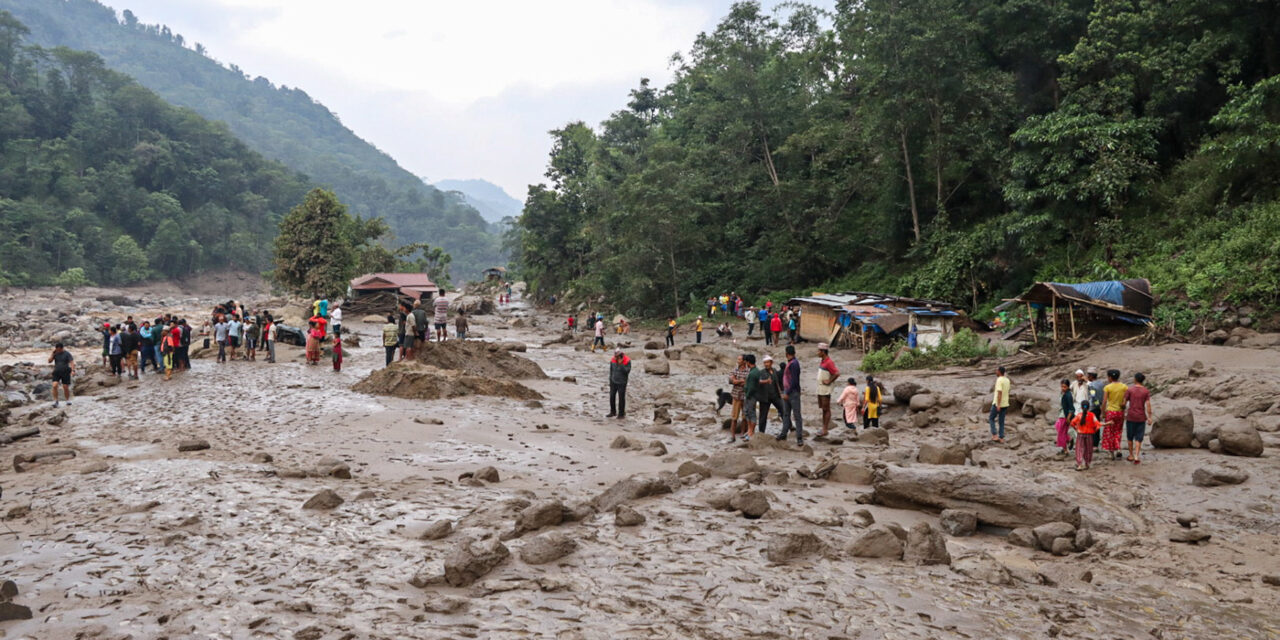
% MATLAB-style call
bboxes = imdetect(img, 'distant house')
[482,266,507,281]
[348,273,439,301]
[787,292,964,351]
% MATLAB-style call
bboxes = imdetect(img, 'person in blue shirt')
[319,296,330,319]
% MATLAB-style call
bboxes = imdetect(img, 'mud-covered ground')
[0,279,1279,639]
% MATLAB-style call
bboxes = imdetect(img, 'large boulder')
[909,394,938,413]
[519,531,578,565]
[1150,408,1195,448]
[512,499,565,536]
[1032,522,1077,552]
[766,531,828,563]
[703,450,761,478]
[592,472,681,512]
[828,462,874,485]
[443,537,510,587]
[893,382,926,405]
[872,465,1139,532]
[1218,422,1264,457]
[644,359,670,376]
[939,509,978,537]
[847,525,905,559]
[729,489,771,519]
[917,442,968,466]
[1191,466,1250,487]
[699,480,750,511]
[859,428,889,446]
[952,552,1014,585]
[903,522,951,566]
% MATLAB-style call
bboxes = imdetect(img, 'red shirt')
[311,316,328,337]
[1124,385,1151,422]
[770,316,783,332]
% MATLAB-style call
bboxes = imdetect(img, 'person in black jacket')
[607,349,632,419]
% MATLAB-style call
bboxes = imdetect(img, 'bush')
[860,329,1004,373]
[53,267,93,292]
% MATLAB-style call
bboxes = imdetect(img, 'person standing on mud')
[591,316,606,352]
[120,324,140,379]
[245,318,260,362]
[814,344,840,437]
[107,326,123,378]
[752,355,785,437]
[1086,367,1106,448]
[1102,369,1128,460]
[988,365,1010,443]
[747,306,757,336]
[740,354,760,441]
[380,315,399,366]
[837,377,862,430]
[863,375,882,429]
[330,304,342,338]
[395,302,410,360]
[163,322,181,380]
[139,320,158,374]
[48,342,74,408]
[455,311,469,340]
[695,316,703,344]
[1071,400,1100,470]
[265,319,277,363]
[227,315,243,361]
[410,300,427,348]
[1056,379,1075,454]
[433,293,450,343]
[607,348,631,419]
[1123,372,1154,464]
[727,354,750,443]
[776,346,804,446]
[665,317,677,347]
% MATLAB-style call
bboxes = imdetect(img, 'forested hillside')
[0,0,502,277]
[0,11,310,286]
[435,179,523,224]
[511,1,1280,326]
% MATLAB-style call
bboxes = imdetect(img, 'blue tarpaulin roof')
[1016,278,1153,321]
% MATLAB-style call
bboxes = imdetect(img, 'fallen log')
[0,426,39,445]
[13,448,76,472]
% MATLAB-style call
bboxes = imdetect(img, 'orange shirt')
[1071,412,1100,435]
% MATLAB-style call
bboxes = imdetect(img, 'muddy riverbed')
[0,281,1278,639]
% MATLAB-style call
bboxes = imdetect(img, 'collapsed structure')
[787,292,964,352]
[1004,278,1153,342]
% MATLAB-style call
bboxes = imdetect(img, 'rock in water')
[1150,407,1195,448]
[513,499,565,535]
[443,537,510,586]
[302,489,343,510]
[848,525,905,559]
[421,520,453,540]
[591,472,681,512]
[940,509,978,537]
[703,450,761,478]
[1191,466,1249,487]
[474,466,501,482]
[766,531,827,563]
[614,505,646,527]
[1218,423,1264,457]
[903,522,951,565]
[519,531,578,565]
[729,489,771,519]
[177,439,211,452]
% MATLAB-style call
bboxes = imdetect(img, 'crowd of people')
[715,343,849,447]
[379,292,468,366]
[96,313,197,382]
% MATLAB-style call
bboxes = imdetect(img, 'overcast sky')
[107,0,832,200]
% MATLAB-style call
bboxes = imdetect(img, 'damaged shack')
[1006,278,1153,342]
[787,292,964,352]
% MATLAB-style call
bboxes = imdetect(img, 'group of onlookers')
[380,293,465,366]
[720,343,844,447]
[97,313,194,382]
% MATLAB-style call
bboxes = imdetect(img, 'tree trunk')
[899,127,921,243]
[668,245,680,317]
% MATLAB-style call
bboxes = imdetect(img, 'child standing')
[1055,379,1075,454]
[1071,402,1100,470]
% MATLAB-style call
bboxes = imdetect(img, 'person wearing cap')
[751,354,785,437]
[726,354,751,443]
[815,343,840,437]
[776,345,804,445]
[746,306,757,336]
[607,348,631,419]
[100,322,111,367]
[1070,369,1090,418]
[592,315,606,352]
[48,342,74,407]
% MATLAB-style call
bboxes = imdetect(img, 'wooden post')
[1027,302,1037,344]
[1052,297,1058,342]
[1069,303,1077,340]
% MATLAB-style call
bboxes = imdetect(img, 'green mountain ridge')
[0,0,504,277]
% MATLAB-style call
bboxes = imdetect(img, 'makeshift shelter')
[349,273,439,302]
[482,267,507,281]
[1010,278,1153,342]
[787,292,963,352]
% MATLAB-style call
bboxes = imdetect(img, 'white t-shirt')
[595,320,604,337]
[331,308,342,325]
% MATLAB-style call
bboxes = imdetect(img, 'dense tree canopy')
[0,0,503,277]
[0,11,310,285]
[511,1,1280,322]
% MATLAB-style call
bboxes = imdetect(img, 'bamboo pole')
[1069,303,1077,340]
[1027,302,1037,344]
[1052,297,1058,342]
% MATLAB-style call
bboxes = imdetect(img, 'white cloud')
[110,0,826,197]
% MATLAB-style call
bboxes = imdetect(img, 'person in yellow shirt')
[863,375,882,429]
[665,317,677,347]
[695,316,703,344]
[989,365,1010,442]
[1101,369,1128,459]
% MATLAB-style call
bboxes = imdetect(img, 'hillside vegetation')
[0,0,503,277]
[0,12,311,286]
[510,1,1280,325]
